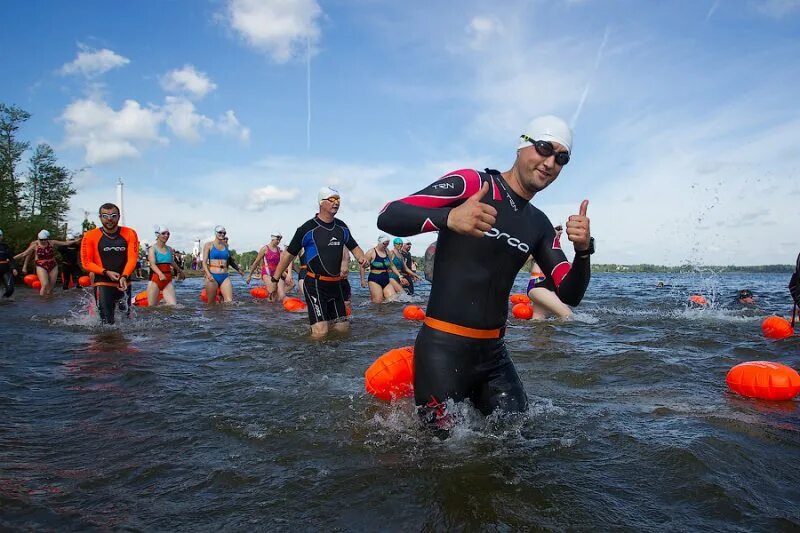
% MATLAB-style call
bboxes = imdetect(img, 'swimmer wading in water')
[377,115,593,431]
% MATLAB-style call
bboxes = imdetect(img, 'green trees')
[0,103,76,253]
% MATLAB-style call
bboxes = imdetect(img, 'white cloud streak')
[160,65,217,100]
[60,46,130,77]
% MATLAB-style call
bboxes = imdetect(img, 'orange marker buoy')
[689,294,708,306]
[726,361,800,401]
[761,316,794,340]
[200,288,221,303]
[78,275,91,287]
[346,304,352,317]
[510,293,531,305]
[133,290,163,307]
[23,274,37,286]
[402,305,425,321]
[250,287,268,299]
[511,302,533,320]
[283,297,307,312]
[31,280,42,289]
[365,346,414,401]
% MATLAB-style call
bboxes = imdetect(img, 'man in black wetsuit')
[269,186,369,338]
[378,115,592,429]
[0,229,18,298]
[60,232,82,289]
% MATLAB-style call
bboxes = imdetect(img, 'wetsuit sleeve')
[228,255,240,271]
[286,223,308,256]
[121,228,139,277]
[532,224,590,306]
[377,169,484,237]
[80,230,105,275]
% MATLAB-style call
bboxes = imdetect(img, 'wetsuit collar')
[491,171,528,213]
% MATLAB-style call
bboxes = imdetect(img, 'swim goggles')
[521,135,570,166]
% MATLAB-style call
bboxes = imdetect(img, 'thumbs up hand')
[446,181,498,238]
[566,199,591,252]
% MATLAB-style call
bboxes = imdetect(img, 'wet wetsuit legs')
[1,270,14,298]
[414,325,528,428]
[95,285,131,324]
[62,263,81,289]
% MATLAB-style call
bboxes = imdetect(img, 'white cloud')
[60,46,130,77]
[163,96,214,141]
[245,185,301,211]
[160,65,217,100]
[217,110,251,142]
[223,0,322,62]
[61,98,165,165]
[754,0,800,17]
[466,16,502,50]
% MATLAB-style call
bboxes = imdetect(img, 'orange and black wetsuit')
[80,227,139,324]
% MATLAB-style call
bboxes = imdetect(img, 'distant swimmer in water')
[269,187,369,338]
[526,225,573,320]
[360,235,403,303]
[146,225,184,306]
[15,229,80,296]
[203,226,242,304]
[60,232,83,290]
[0,229,18,298]
[247,233,291,302]
[656,281,665,288]
[80,203,139,324]
[735,289,755,306]
[378,115,591,431]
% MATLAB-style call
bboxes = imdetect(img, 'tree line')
[1,103,77,254]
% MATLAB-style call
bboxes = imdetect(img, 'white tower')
[116,178,125,226]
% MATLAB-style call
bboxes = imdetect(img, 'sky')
[1,0,799,265]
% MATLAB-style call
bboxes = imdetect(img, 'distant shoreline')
[590,264,794,273]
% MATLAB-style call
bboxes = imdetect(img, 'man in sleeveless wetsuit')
[269,186,369,338]
[80,203,139,324]
[0,229,18,298]
[377,115,593,430]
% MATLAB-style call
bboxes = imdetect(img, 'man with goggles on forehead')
[270,187,369,338]
[80,203,139,324]
[377,115,593,433]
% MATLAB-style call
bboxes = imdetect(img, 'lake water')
[1,271,799,530]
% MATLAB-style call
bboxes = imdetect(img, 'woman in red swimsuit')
[15,229,80,296]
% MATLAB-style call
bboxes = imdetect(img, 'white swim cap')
[378,234,390,244]
[214,225,226,234]
[518,115,573,153]
[154,224,169,235]
[0,229,4,237]
[318,186,341,205]
[38,230,50,240]
[270,232,282,239]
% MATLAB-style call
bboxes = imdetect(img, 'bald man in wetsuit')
[378,115,593,430]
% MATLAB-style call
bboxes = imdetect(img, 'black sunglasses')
[521,135,570,166]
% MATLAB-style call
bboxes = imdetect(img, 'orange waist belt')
[305,271,342,282]
[423,316,503,339]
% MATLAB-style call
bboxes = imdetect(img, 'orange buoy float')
[510,293,531,305]
[689,294,708,306]
[402,305,425,321]
[345,304,352,317]
[283,297,307,313]
[78,275,91,287]
[511,302,533,320]
[199,288,221,303]
[365,346,414,401]
[761,316,794,340]
[250,286,268,299]
[726,361,800,401]
[31,280,42,289]
[23,274,37,286]
[133,290,163,307]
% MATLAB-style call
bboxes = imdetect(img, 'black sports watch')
[270,276,279,283]
[577,237,595,258]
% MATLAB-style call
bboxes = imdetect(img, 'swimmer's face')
[516,141,567,195]
[99,207,120,231]
[320,196,340,216]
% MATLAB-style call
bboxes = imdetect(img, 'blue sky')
[2,0,799,265]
